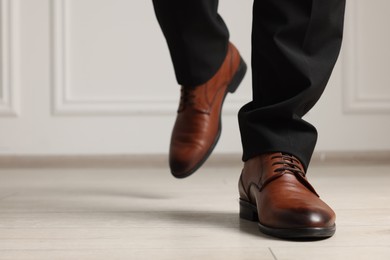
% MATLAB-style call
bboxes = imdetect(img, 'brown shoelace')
[178,87,195,112]
[271,153,306,177]
[259,153,318,196]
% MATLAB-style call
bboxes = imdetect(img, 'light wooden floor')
[0,162,389,260]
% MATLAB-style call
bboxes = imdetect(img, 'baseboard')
[310,151,390,165]
[0,151,389,169]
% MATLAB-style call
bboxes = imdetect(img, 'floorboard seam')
[268,247,278,260]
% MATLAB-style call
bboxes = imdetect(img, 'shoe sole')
[239,199,336,240]
[173,58,247,179]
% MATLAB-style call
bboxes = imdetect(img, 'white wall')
[0,0,389,156]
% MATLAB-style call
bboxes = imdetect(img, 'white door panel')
[0,0,389,156]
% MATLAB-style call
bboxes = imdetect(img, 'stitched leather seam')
[203,46,234,111]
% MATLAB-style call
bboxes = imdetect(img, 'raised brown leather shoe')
[239,152,336,239]
[169,43,246,178]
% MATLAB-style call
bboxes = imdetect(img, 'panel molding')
[343,1,390,113]
[51,0,247,116]
[0,0,19,116]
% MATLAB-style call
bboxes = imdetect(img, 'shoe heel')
[239,199,258,222]
[228,58,247,93]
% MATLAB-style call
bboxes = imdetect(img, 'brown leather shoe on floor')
[169,43,247,178]
[238,152,336,239]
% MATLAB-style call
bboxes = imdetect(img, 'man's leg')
[238,0,346,239]
[240,0,346,168]
[153,0,247,178]
[152,0,229,87]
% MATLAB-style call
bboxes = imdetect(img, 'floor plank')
[0,163,389,259]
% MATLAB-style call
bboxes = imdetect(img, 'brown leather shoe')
[169,43,246,178]
[239,153,336,239]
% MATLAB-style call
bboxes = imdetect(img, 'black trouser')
[153,0,346,169]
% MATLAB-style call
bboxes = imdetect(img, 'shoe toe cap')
[169,144,206,178]
[262,202,336,229]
